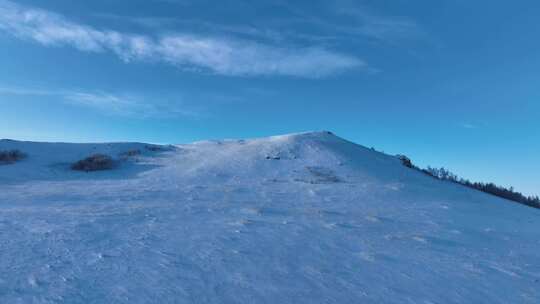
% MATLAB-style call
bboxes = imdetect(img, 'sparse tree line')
[398,155,540,209]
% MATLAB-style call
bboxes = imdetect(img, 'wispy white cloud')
[328,1,422,42]
[255,0,422,44]
[64,92,145,115]
[97,0,422,46]
[460,123,477,129]
[0,85,199,118]
[0,0,364,77]
[459,122,485,130]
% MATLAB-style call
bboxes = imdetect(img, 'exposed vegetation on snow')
[0,149,26,164]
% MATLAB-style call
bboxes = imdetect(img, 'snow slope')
[0,132,539,303]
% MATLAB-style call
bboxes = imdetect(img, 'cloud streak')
[0,1,364,78]
[97,0,422,46]
[0,85,199,118]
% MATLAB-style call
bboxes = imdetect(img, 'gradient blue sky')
[0,0,538,195]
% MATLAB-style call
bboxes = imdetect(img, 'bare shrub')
[121,149,141,157]
[0,150,26,164]
[306,166,341,183]
[71,154,114,172]
[145,145,163,152]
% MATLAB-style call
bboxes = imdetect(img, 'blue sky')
[0,0,538,196]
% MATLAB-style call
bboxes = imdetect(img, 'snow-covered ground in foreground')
[0,131,539,303]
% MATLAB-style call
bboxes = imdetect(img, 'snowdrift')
[0,132,538,303]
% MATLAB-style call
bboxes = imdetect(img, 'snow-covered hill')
[0,132,539,303]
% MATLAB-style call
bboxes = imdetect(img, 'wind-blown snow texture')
[0,132,539,303]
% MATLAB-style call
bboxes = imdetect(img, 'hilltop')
[0,132,539,303]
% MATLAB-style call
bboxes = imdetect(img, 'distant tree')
[397,155,413,168]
